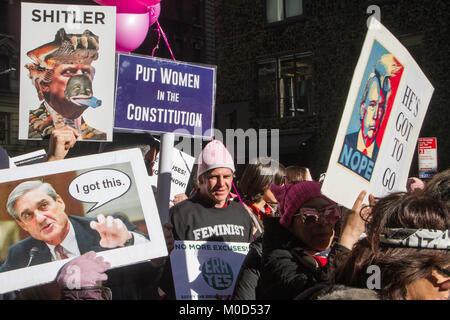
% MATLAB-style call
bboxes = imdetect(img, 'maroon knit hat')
[270,181,335,228]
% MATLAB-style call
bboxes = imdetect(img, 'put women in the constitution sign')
[114,54,216,139]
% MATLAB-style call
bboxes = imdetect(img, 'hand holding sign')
[173,193,188,206]
[47,125,80,161]
[338,190,374,250]
[90,214,133,248]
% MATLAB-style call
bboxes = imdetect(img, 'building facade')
[214,0,449,177]
[0,0,448,177]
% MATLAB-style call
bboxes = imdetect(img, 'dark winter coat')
[256,217,349,300]
[295,282,380,300]
[231,235,263,300]
[232,216,295,300]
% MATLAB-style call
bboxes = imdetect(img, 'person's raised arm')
[47,125,80,161]
[338,190,374,250]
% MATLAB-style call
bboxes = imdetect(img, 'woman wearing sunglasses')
[296,191,449,300]
[256,180,367,300]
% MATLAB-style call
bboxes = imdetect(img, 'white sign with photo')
[322,18,434,209]
[0,148,167,294]
[170,240,249,300]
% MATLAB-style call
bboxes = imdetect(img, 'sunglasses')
[435,265,450,277]
[295,205,341,225]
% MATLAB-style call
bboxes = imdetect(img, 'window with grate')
[266,0,303,23]
[257,54,313,119]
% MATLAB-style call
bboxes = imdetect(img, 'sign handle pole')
[156,132,175,224]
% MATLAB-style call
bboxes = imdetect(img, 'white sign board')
[148,147,195,204]
[0,148,167,294]
[10,149,47,167]
[418,137,438,179]
[19,3,116,141]
[322,18,434,209]
[170,240,249,300]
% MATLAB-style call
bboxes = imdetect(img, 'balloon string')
[151,25,161,57]
[155,19,176,61]
[232,182,246,210]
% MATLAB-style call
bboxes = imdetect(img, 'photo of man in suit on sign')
[0,180,147,273]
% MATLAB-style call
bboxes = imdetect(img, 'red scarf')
[313,256,328,267]
[244,199,273,220]
[221,196,232,208]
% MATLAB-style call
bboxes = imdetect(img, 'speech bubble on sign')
[68,169,131,213]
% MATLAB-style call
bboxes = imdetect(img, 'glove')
[56,251,110,289]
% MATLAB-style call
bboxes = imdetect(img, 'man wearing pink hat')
[158,140,255,299]
[169,140,254,242]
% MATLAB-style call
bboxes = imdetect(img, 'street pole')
[156,132,175,224]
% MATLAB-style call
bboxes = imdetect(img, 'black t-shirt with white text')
[169,194,254,243]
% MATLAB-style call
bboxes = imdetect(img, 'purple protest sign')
[114,53,216,138]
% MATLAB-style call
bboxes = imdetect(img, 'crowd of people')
[0,131,448,300]
[1,9,445,301]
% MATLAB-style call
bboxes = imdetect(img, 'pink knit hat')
[270,181,335,228]
[197,140,235,177]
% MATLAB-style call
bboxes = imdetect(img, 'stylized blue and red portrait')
[338,40,404,181]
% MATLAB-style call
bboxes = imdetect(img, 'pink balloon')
[93,0,148,13]
[93,0,115,5]
[136,0,162,6]
[116,12,150,52]
[148,3,161,26]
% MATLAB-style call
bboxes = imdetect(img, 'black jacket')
[231,215,294,300]
[295,283,380,300]
[256,217,349,300]
[231,235,263,300]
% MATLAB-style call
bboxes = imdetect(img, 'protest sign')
[114,53,216,139]
[170,240,249,300]
[19,2,116,142]
[418,137,438,179]
[0,148,167,294]
[10,149,47,167]
[322,18,434,209]
[148,147,196,204]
